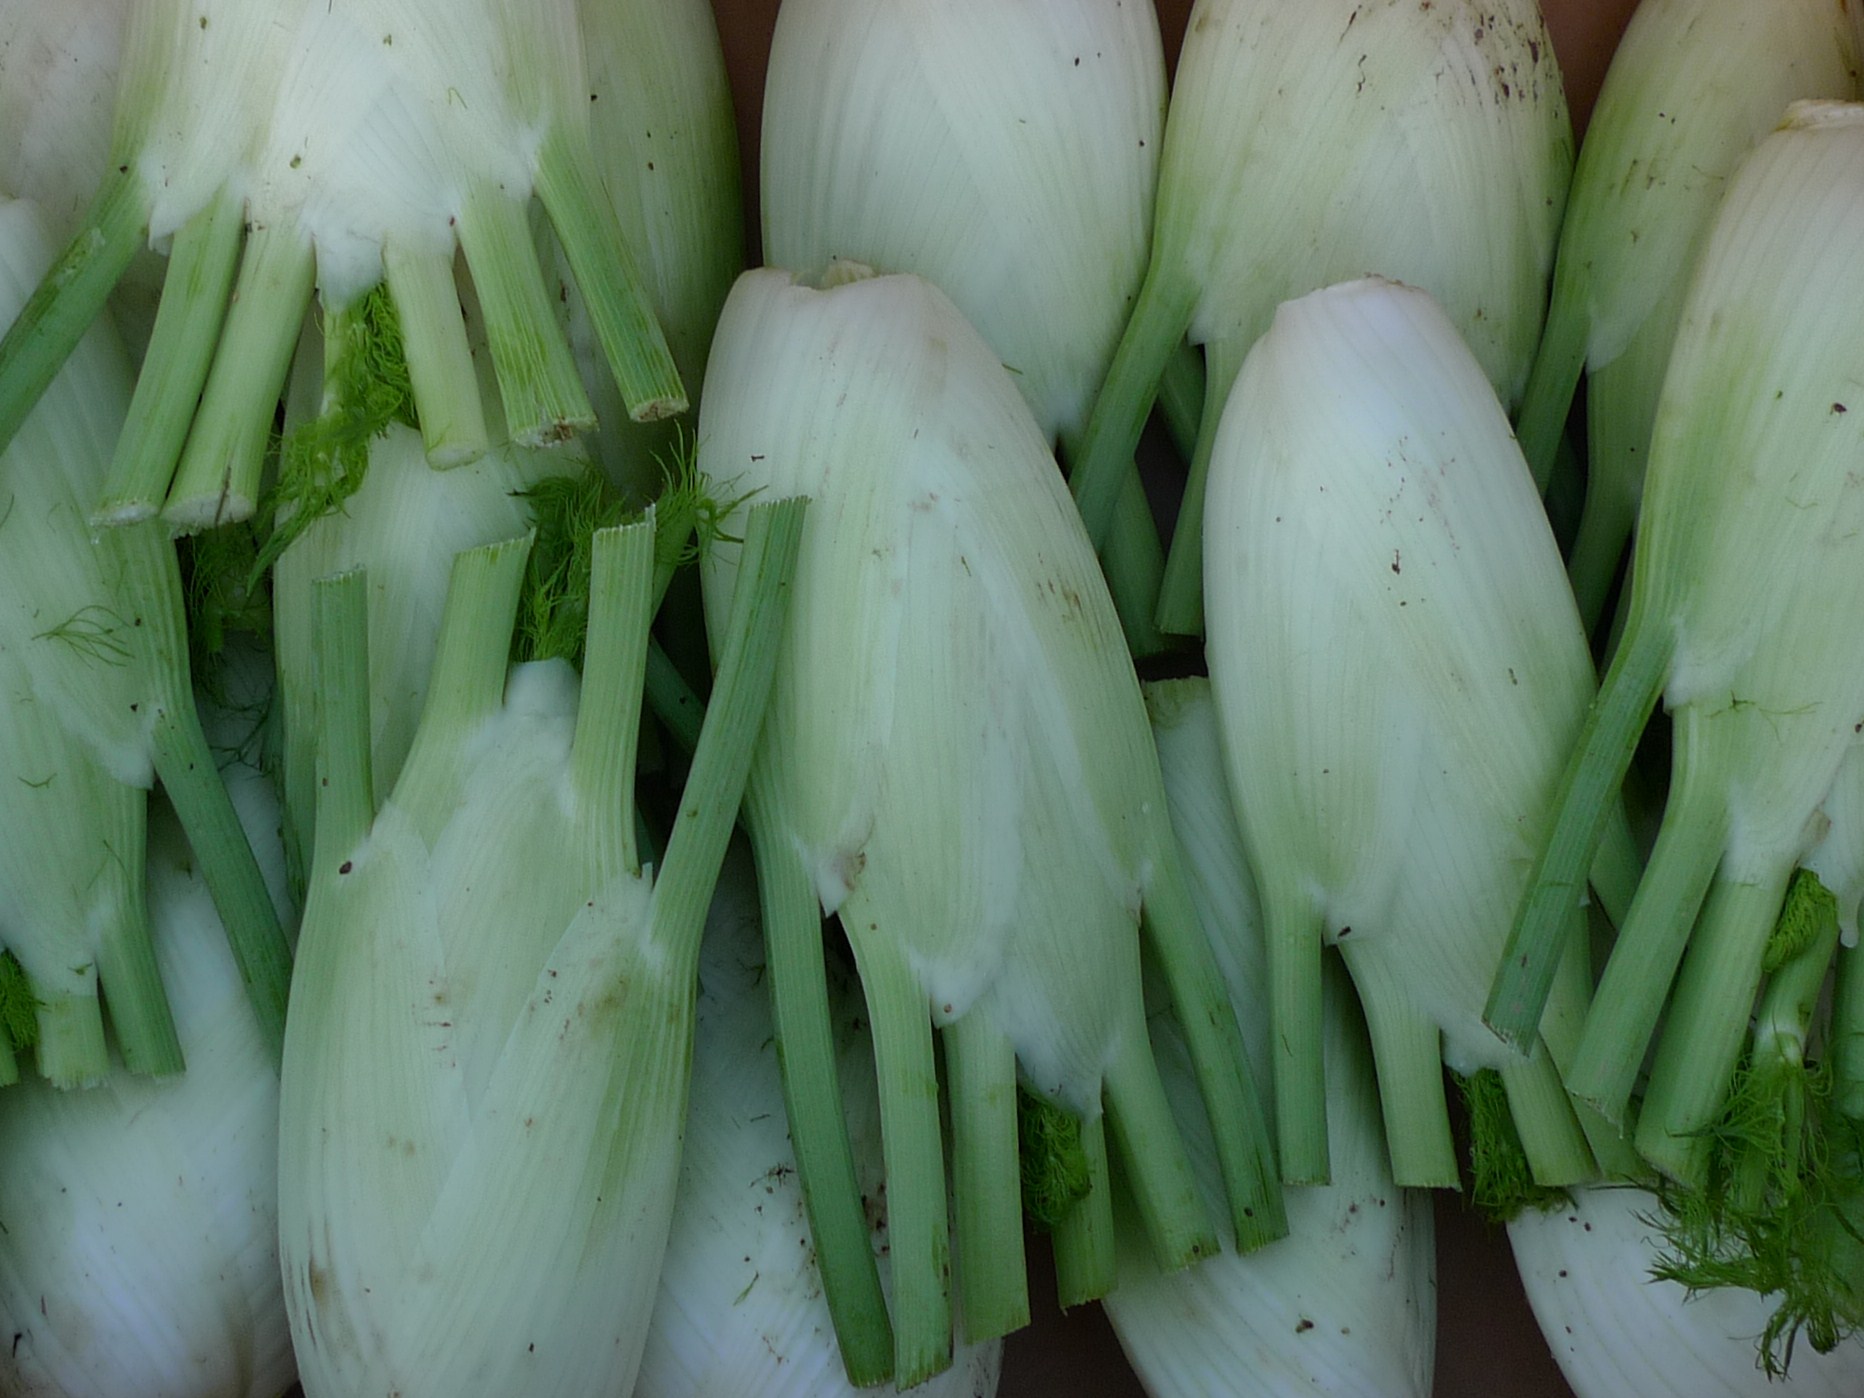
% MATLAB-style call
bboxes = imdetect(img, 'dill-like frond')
[1652,1056,1864,1372]
[1017,1085,1092,1230]
[33,604,132,666]
[0,951,38,1053]
[1460,1067,1572,1222]
[512,467,633,666]
[1766,868,1839,974]
[250,283,417,579]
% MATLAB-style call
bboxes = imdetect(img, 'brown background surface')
[702,1,1642,1394]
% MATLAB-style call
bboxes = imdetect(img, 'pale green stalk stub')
[565,0,741,496]
[1106,675,1436,1398]
[271,423,561,876]
[1805,744,1864,947]
[0,195,176,1083]
[636,847,1004,1398]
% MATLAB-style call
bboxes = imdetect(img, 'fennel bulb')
[637,842,1002,1398]
[278,498,803,1398]
[698,265,1280,1386]
[762,0,1161,450]
[1204,276,1616,1190]
[1104,678,1435,1398]
[1069,0,1571,636]
[0,662,295,1398]
[1516,0,1860,623]
[759,0,1169,647]
[0,193,287,1081]
[0,0,684,531]
[1492,102,1864,1181]
[1511,1186,1864,1396]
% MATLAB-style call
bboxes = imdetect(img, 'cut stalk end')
[94,185,243,527]
[943,1014,1030,1344]
[1049,1109,1117,1308]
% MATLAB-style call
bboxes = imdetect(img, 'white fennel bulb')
[1070,0,1571,636]
[699,265,1280,1386]
[278,500,803,1397]
[1495,104,1864,1197]
[1517,0,1859,623]
[762,0,1162,445]
[1204,275,1614,1190]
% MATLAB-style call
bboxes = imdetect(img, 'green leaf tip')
[1460,1068,1572,1223]
[252,282,418,579]
[1017,1086,1093,1230]
[1766,869,1839,975]
[0,952,39,1054]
